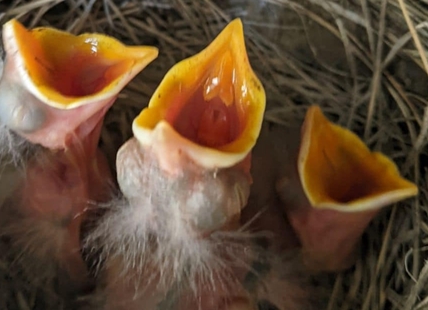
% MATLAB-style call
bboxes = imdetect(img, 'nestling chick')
[84,19,272,310]
[273,106,418,272]
[0,18,158,302]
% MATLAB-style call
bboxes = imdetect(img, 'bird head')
[0,19,158,150]
[117,18,266,235]
[285,105,419,271]
[298,105,418,212]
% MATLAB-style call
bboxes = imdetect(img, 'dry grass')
[0,0,427,309]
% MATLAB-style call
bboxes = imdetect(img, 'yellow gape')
[133,18,266,171]
[298,105,418,212]
[2,19,158,109]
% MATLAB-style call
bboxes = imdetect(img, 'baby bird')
[84,18,273,310]
[261,106,418,273]
[0,18,158,304]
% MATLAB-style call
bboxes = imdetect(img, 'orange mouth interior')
[134,18,265,158]
[303,139,402,203]
[38,50,132,98]
[299,105,418,210]
[9,20,156,105]
[164,85,242,148]
[163,45,245,148]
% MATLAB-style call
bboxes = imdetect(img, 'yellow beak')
[298,105,418,212]
[132,18,265,172]
[280,105,419,272]
[1,19,159,109]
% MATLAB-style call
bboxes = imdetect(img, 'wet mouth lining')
[164,84,242,148]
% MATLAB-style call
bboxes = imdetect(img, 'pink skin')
[8,103,113,292]
[264,123,380,273]
[1,55,117,150]
[283,199,379,272]
[0,22,159,301]
[20,99,112,150]
[103,134,312,310]
[89,126,314,309]
[88,120,320,309]
[91,135,256,310]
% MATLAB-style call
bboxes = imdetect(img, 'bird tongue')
[163,48,241,149]
[165,89,240,149]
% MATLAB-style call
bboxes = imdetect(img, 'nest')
[0,0,427,309]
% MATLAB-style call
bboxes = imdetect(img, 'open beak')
[131,18,265,175]
[299,105,418,211]
[0,19,158,149]
[284,105,418,271]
